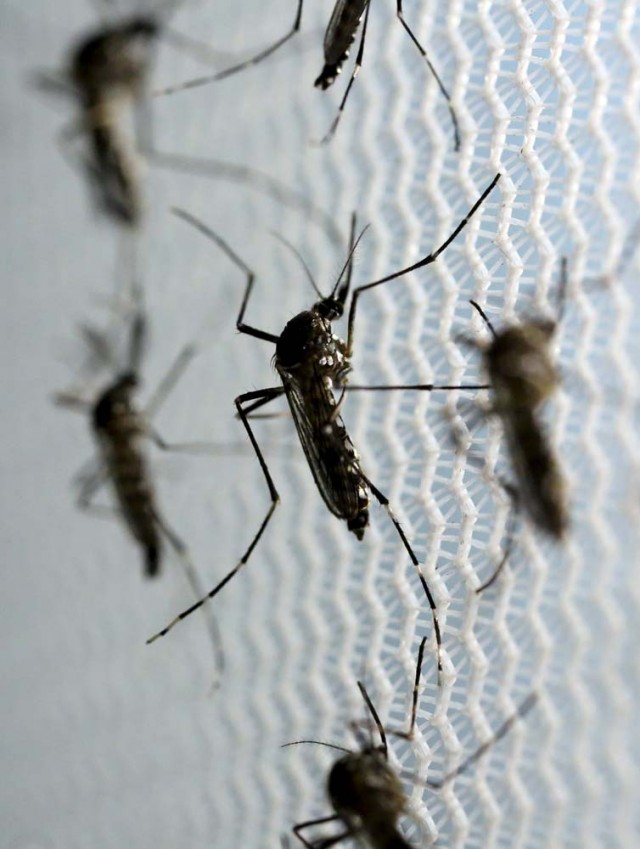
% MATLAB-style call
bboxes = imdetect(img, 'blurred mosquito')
[56,307,226,674]
[36,0,210,227]
[146,172,501,678]
[459,259,570,592]
[314,0,459,147]
[284,637,537,849]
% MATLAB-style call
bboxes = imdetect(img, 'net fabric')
[2,1,640,849]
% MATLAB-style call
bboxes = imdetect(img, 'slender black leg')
[356,681,388,756]
[148,426,255,456]
[146,387,281,644]
[346,174,501,356]
[396,0,460,151]
[241,387,287,417]
[171,208,279,344]
[352,635,426,744]
[317,1,371,144]
[153,0,303,96]
[363,476,442,681]
[292,816,347,849]
[153,509,225,683]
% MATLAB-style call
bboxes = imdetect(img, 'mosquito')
[150,0,458,148]
[461,259,570,592]
[284,637,538,849]
[314,0,459,147]
[146,172,502,677]
[36,0,204,227]
[56,308,225,673]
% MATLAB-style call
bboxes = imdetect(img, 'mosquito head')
[72,17,160,93]
[314,295,344,321]
[328,749,405,826]
[92,373,138,431]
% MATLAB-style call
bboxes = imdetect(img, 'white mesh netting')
[2,1,640,848]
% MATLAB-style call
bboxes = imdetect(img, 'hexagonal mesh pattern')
[2,1,640,849]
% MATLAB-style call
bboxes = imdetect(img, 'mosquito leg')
[171,208,279,344]
[426,692,538,789]
[476,480,520,593]
[153,510,225,684]
[143,345,197,420]
[356,681,388,756]
[146,387,281,644]
[395,0,460,151]
[154,0,303,96]
[241,387,286,416]
[345,173,501,356]
[147,427,254,456]
[317,1,371,144]
[363,476,442,682]
[292,816,346,849]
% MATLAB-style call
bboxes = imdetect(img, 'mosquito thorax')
[315,296,345,321]
[486,322,559,409]
[276,299,344,370]
[71,18,159,94]
[92,373,137,431]
[328,750,405,824]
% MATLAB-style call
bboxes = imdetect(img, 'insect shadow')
[152,0,458,148]
[56,306,228,676]
[145,172,502,679]
[283,637,538,849]
[454,259,570,593]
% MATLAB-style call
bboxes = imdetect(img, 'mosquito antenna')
[469,300,498,340]
[269,230,323,299]
[330,222,370,301]
[281,740,352,754]
[356,681,388,757]
[425,692,538,790]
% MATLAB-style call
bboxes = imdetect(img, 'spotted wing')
[323,0,369,64]
[283,374,365,522]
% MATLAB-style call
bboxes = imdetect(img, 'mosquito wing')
[283,374,366,523]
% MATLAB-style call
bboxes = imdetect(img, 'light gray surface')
[2,2,640,849]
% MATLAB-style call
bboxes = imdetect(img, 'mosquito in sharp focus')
[146,172,502,678]
[284,637,538,849]
[150,0,459,149]
[460,259,570,592]
[56,307,225,673]
[314,0,459,147]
